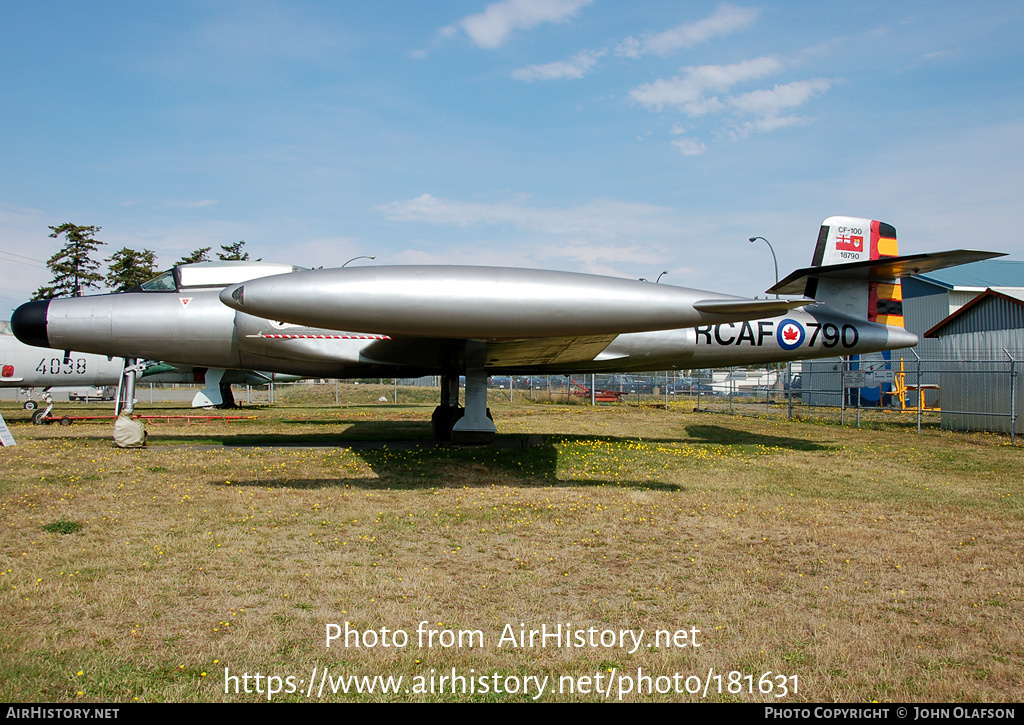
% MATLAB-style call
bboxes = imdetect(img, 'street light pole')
[748,236,778,298]
[342,255,376,267]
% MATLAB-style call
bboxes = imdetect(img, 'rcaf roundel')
[777,319,805,351]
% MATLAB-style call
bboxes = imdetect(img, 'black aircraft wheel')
[23,400,38,411]
[59,416,73,426]
[431,405,463,442]
[32,411,49,425]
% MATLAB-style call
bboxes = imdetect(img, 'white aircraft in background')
[1,322,294,423]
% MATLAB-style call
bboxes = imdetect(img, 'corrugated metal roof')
[925,287,1024,337]
[996,287,1024,303]
[912,259,1024,290]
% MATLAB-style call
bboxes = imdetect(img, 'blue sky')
[2,1,1023,314]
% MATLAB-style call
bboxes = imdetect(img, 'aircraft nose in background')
[11,299,50,348]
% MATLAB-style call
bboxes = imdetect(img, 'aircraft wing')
[484,335,620,367]
[350,333,620,369]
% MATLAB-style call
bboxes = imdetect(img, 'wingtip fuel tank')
[219,265,811,339]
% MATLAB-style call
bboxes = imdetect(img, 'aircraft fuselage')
[13,289,916,379]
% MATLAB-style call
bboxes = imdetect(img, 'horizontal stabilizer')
[768,250,1006,296]
[693,297,816,316]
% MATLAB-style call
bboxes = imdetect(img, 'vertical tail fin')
[803,216,904,326]
[769,217,1004,322]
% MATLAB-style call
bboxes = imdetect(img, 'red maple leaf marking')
[783,327,799,342]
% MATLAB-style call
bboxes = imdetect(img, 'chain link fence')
[12,356,1016,441]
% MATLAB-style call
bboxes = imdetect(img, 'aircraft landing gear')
[450,343,496,445]
[431,404,462,442]
[31,392,54,424]
[218,382,237,409]
[432,373,461,442]
[23,400,37,411]
[432,365,495,444]
[114,357,147,447]
[451,369,496,445]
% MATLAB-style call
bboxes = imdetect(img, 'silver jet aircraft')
[10,216,1001,443]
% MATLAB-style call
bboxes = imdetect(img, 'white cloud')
[375,193,692,275]
[669,126,706,155]
[512,49,605,81]
[642,5,759,55]
[615,36,642,59]
[671,138,707,156]
[631,59,834,150]
[734,114,808,136]
[720,79,832,138]
[164,199,219,209]
[728,79,832,116]
[377,194,677,238]
[460,0,594,49]
[629,57,784,114]
[616,5,758,59]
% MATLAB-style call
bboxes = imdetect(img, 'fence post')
[910,348,921,434]
[787,362,793,420]
[1006,349,1017,445]
[840,358,846,426]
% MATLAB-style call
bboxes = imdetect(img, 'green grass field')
[0,390,1020,702]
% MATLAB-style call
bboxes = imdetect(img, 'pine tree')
[32,224,106,300]
[106,248,159,292]
[177,247,211,265]
[217,240,249,261]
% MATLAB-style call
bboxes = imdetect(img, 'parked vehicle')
[68,386,116,402]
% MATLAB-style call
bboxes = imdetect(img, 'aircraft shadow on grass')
[203,419,686,491]
[25,413,835,491]
[680,425,835,452]
[140,417,833,492]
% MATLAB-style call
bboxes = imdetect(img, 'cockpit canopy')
[137,262,304,293]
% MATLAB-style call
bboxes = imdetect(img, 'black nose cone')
[11,299,51,348]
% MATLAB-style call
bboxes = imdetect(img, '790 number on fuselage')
[694,319,860,351]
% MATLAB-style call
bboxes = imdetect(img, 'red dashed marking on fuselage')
[261,333,391,340]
